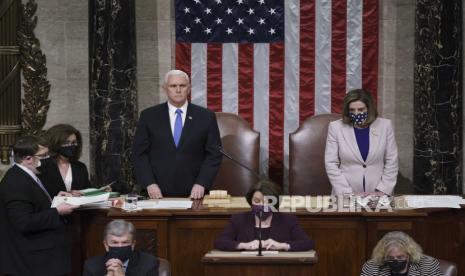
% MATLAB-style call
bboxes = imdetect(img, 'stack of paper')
[204,250,316,258]
[137,199,193,209]
[395,195,465,209]
[51,193,110,208]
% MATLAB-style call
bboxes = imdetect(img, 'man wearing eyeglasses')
[0,135,79,276]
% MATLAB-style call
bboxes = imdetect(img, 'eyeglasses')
[33,154,50,160]
[61,142,79,147]
[385,256,408,261]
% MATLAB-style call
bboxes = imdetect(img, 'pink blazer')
[324,117,398,195]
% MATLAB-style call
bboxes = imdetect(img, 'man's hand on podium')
[147,184,163,199]
[190,184,205,199]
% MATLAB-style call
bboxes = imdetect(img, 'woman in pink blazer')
[325,89,398,196]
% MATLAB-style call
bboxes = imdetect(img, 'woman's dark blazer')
[39,158,91,197]
[214,211,314,251]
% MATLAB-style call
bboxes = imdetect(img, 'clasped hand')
[237,239,289,251]
[105,258,125,276]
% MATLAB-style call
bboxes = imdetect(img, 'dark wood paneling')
[204,264,314,276]
[72,208,465,276]
[169,218,229,276]
[299,218,366,276]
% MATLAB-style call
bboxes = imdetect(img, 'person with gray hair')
[361,231,442,276]
[131,69,222,199]
[83,220,159,276]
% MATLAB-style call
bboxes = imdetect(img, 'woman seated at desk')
[214,180,314,251]
[361,231,442,276]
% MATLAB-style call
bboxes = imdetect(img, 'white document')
[79,188,100,193]
[78,201,112,209]
[398,195,464,209]
[205,250,316,258]
[137,199,193,209]
[240,251,279,255]
[51,193,110,208]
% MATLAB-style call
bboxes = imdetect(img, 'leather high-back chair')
[158,258,170,276]
[438,259,458,276]
[213,112,260,196]
[289,113,340,195]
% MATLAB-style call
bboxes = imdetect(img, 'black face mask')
[107,245,133,262]
[251,204,272,221]
[386,260,408,274]
[58,145,78,159]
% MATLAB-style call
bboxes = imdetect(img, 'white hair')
[104,219,136,241]
[163,69,190,85]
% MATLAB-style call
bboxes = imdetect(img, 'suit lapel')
[70,162,77,189]
[177,103,195,149]
[341,124,364,163]
[162,103,177,149]
[126,251,140,274]
[53,159,67,191]
[244,212,256,241]
[15,165,51,203]
[269,213,278,240]
[366,118,381,164]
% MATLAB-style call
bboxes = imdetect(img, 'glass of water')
[124,193,138,210]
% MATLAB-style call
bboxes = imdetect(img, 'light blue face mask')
[349,112,368,125]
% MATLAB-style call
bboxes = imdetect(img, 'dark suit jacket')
[83,251,159,276]
[0,165,70,276]
[214,211,315,251]
[131,102,222,196]
[39,158,91,197]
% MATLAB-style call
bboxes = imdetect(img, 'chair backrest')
[438,259,458,276]
[289,113,341,195]
[158,257,170,276]
[212,112,260,196]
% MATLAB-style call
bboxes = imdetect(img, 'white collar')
[167,101,188,115]
[16,163,38,181]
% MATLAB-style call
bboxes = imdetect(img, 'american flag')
[175,0,379,185]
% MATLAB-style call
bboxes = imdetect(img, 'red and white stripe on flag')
[175,0,379,184]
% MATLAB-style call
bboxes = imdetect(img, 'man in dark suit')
[0,135,78,275]
[83,220,159,276]
[132,69,222,199]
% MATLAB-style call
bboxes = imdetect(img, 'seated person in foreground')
[83,220,159,276]
[214,180,314,251]
[361,231,442,276]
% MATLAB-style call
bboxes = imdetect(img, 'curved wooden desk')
[71,202,465,276]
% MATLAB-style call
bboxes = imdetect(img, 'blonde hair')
[371,231,423,265]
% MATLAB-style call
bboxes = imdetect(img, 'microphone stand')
[257,211,263,256]
[218,146,260,179]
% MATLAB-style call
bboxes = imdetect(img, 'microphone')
[217,146,260,179]
[257,210,263,256]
